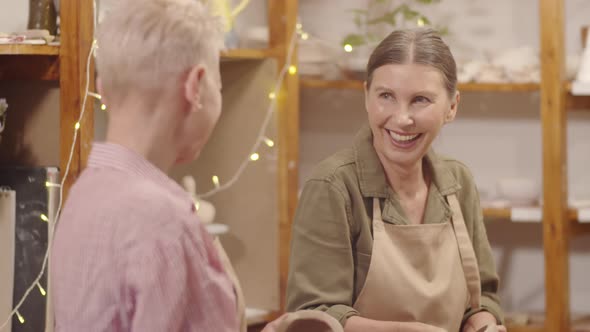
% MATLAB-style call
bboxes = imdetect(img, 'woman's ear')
[445,90,460,123]
[184,64,206,112]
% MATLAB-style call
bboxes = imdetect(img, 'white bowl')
[496,178,540,206]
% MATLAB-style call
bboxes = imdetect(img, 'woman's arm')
[286,178,359,325]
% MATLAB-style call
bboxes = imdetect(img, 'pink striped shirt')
[51,143,238,332]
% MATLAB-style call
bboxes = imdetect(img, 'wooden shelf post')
[539,0,570,331]
[59,0,95,198]
[268,0,300,312]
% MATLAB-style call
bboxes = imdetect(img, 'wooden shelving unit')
[0,3,94,192]
[482,207,580,222]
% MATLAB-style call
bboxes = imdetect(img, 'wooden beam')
[268,0,299,312]
[539,1,570,332]
[59,0,95,198]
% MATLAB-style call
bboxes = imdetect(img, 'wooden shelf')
[459,82,539,92]
[221,48,279,61]
[300,78,542,92]
[482,207,512,219]
[301,78,364,90]
[0,44,59,56]
[482,207,579,221]
[506,325,545,332]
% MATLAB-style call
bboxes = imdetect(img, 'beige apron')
[213,238,247,332]
[353,195,481,332]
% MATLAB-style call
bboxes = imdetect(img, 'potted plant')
[340,0,447,79]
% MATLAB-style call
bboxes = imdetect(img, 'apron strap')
[446,194,481,310]
[372,198,386,232]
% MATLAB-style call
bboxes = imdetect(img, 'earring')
[194,94,203,110]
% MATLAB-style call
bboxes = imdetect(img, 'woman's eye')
[379,92,393,99]
[413,96,431,103]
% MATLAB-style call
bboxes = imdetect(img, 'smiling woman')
[286,28,505,332]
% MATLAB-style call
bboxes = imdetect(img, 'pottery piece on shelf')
[28,0,57,36]
[496,178,540,207]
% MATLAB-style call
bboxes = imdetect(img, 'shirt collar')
[88,142,193,207]
[353,124,461,198]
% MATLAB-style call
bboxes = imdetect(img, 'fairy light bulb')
[37,282,46,296]
[264,137,275,147]
[16,311,25,324]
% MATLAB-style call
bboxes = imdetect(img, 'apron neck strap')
[446,194,482,310]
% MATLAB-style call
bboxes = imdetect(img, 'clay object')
[181,175,216,224]
[276,310,343,332]
[476,324,499,332]
[28,0,57,36]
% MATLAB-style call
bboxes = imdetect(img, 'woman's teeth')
[388,130,420,143]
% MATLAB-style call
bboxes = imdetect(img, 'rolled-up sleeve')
[286,179,359,326]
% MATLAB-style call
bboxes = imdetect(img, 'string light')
[15,311,24,324]
[88,92,101,100]
[74,122,81,130]
[301,32,309,40]
[100,104,107,111]
[212,176,220,188]
[417,17,425,26]
[36,282,46,296]
[344,44,353,52]
[250,153,260,161]
[264,137,275,147]
[40,214,49,223]
[198,21,297,199]
[268,92,276,100]
[45,182,61,188]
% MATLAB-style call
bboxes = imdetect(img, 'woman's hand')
[462,311,506,332]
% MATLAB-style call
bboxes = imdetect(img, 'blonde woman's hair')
[96,0,224,100]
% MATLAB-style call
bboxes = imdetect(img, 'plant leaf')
[403,7,420,20]
[342,34,367,47]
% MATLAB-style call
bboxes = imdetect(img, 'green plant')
[341,0,447,49]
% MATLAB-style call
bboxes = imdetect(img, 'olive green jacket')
[286,125,503,328]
